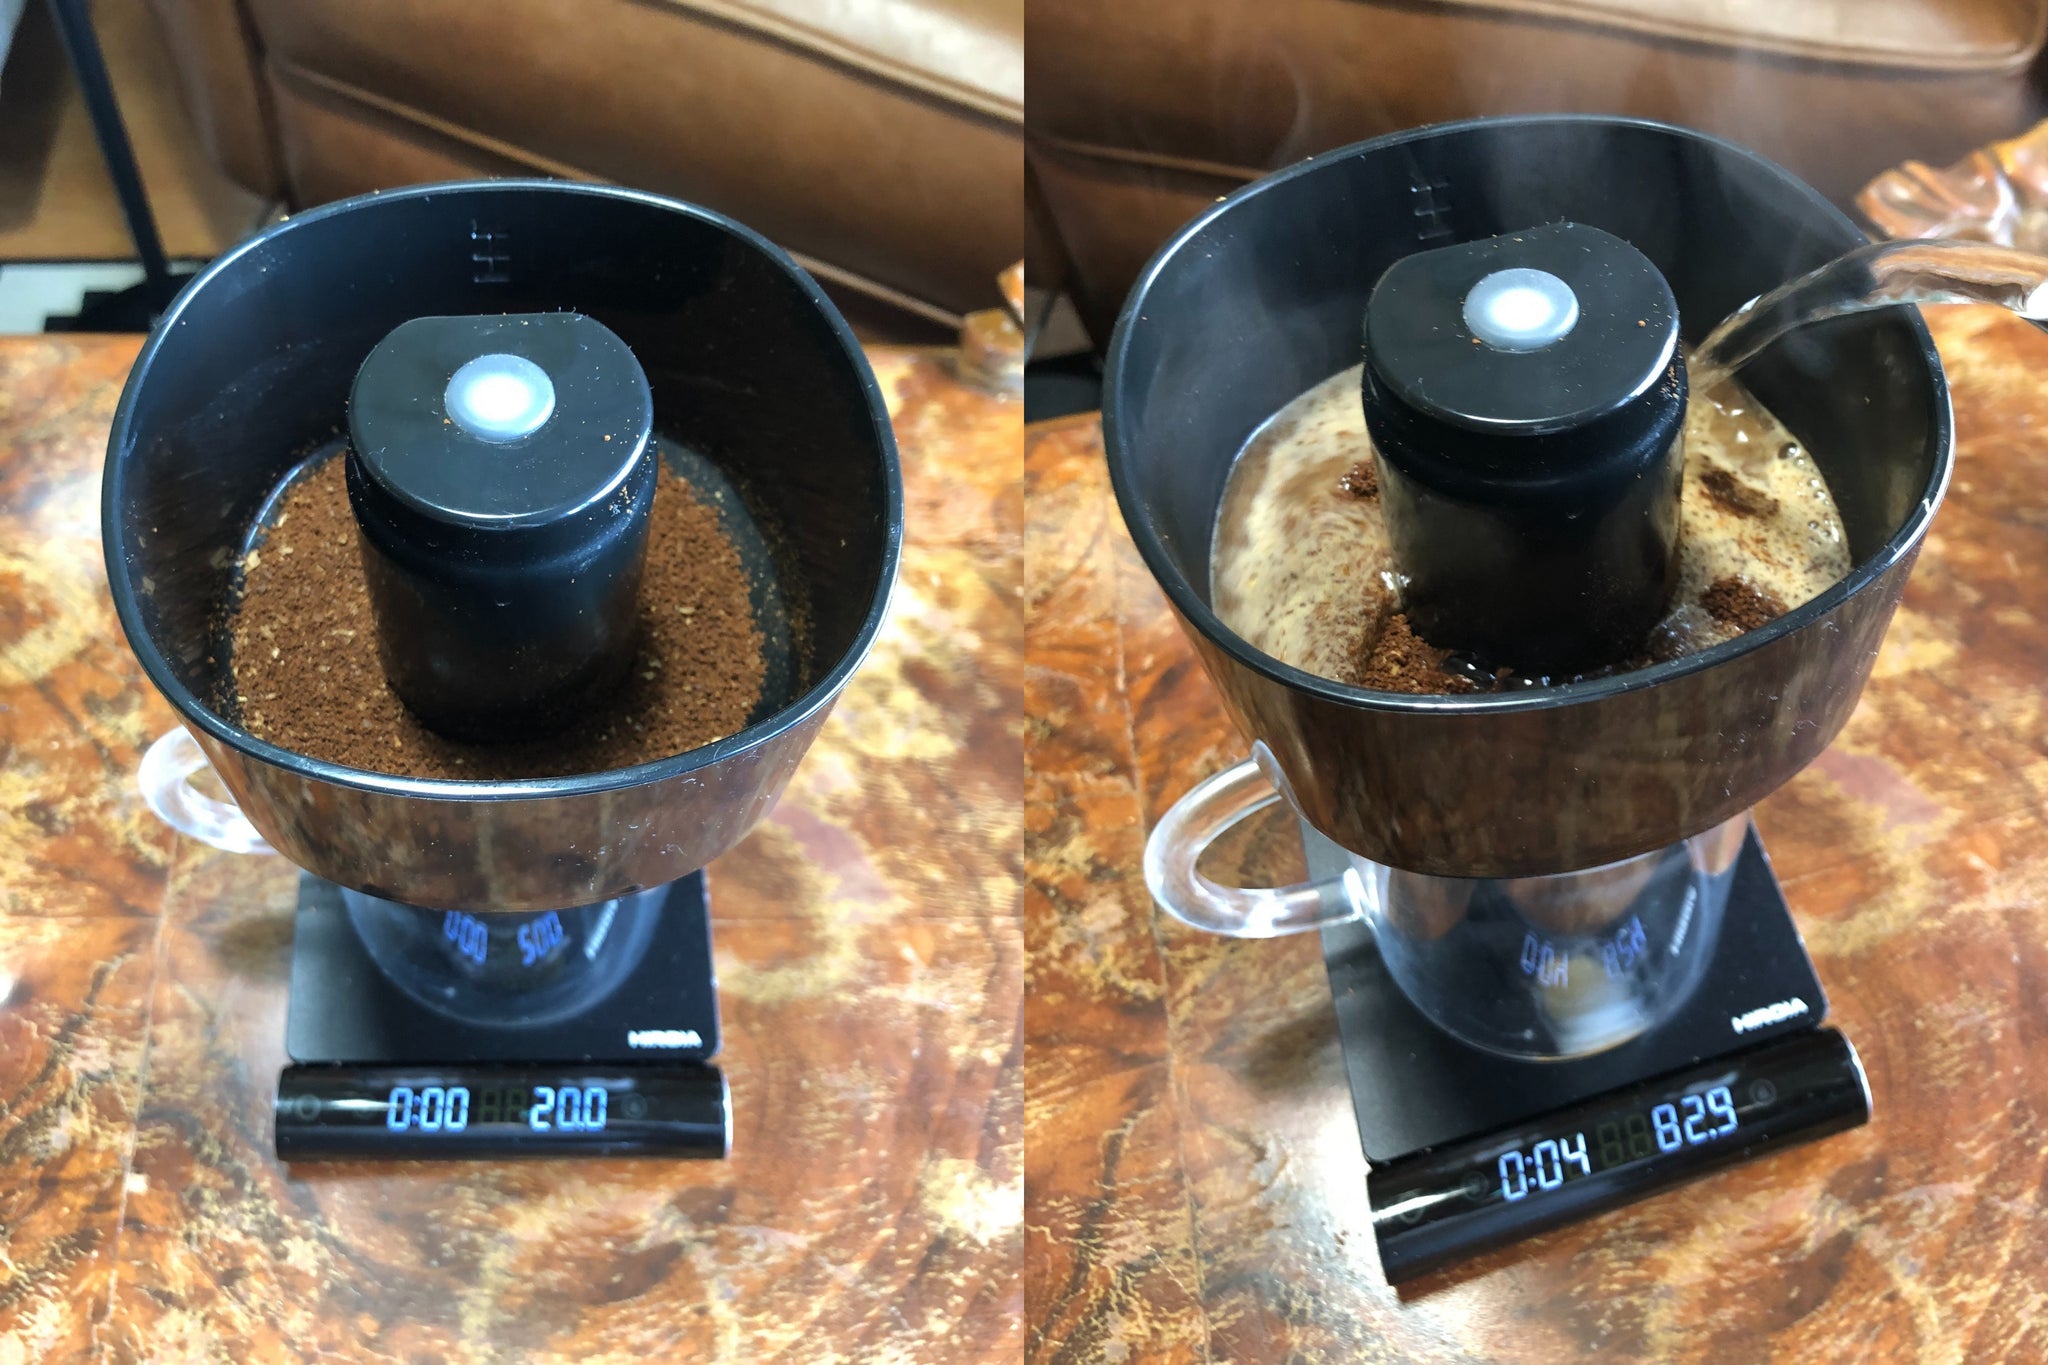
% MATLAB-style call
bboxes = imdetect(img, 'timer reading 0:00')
[384,1084,611,1133]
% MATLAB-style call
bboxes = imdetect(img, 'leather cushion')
[144,0,284,197]
[263,62,965,331]
[1434,0,2046,71]
[243,0,1021,319]
[1027,0,2046,176]
[655,0,1021,112]
[1027,0,2047,342]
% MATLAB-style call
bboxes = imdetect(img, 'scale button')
[623,1094,649,1119]
[291,1093,321,1120]
[1462,1173,1488,1202]
[1750,1079,1778,1105]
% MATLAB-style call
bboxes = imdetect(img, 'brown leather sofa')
[1027,0,2048,344]
[147,0,1023,334]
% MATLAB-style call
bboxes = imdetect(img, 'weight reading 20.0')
[384,1084,611,1134]
[1496,1084,1741,1201]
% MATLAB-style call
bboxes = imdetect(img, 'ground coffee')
[227,453,765,780]
[1700,575,1787,633]
[1355,614,1476,695]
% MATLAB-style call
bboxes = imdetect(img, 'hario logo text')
[628,1028,703,1049]
[1730,997,1808,1035]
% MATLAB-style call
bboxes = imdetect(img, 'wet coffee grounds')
[1355,613,1481,694]
[1337,460,1379,499]
[226,453,765,780]
[1353,613,1678,695]
[1700,467,1779,519]
[1701,575,1786,633]
[1352,588,1794,696]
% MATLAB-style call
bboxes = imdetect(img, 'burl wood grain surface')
[1025,306,2048,1363]
[0,336,1022,1363]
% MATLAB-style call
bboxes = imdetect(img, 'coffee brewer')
[105,181,901,1160]
[1105,117,1949,1280]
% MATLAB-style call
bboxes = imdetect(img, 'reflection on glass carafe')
[1359,814,1746,1058]
[1146,744,1748,1059]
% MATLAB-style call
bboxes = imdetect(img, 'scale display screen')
[275,1065,728,1160]
[1368,1029,1869,1282]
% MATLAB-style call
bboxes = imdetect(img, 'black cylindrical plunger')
[1362,221,1686,676]
[347,312,656,739]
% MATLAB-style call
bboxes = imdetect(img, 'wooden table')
[1025,307,2048,1362]
[0,336,1022,1362]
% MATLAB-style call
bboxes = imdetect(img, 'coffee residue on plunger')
[226,453,765,780]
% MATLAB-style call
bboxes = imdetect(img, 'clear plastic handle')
[1143,756,1362,937]
[138,728,275,855]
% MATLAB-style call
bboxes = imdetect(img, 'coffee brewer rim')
[103,178,905,801]
[1101,112,1954,719]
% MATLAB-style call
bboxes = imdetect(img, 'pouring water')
[1692,239,2048,391]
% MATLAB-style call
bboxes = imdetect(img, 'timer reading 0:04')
[1497,1084,1741,1202]
[384,1084,611,1134]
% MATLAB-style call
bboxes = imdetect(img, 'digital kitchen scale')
[1313,826,1871,1284]
[272,871,729,1161]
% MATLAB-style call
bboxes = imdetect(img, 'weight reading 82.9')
[1496,1084,1741,1202]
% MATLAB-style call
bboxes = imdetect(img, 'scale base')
[1313,826,1870,1282]
[276,872,726,1161]
[1318,826,1830,1161]
[286,872,719,1066]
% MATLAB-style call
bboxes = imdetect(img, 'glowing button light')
[1463,268,1579,352]
[444,353,556,442]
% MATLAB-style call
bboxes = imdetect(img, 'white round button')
[1463,269,1580,352]
[444,352,556,443]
